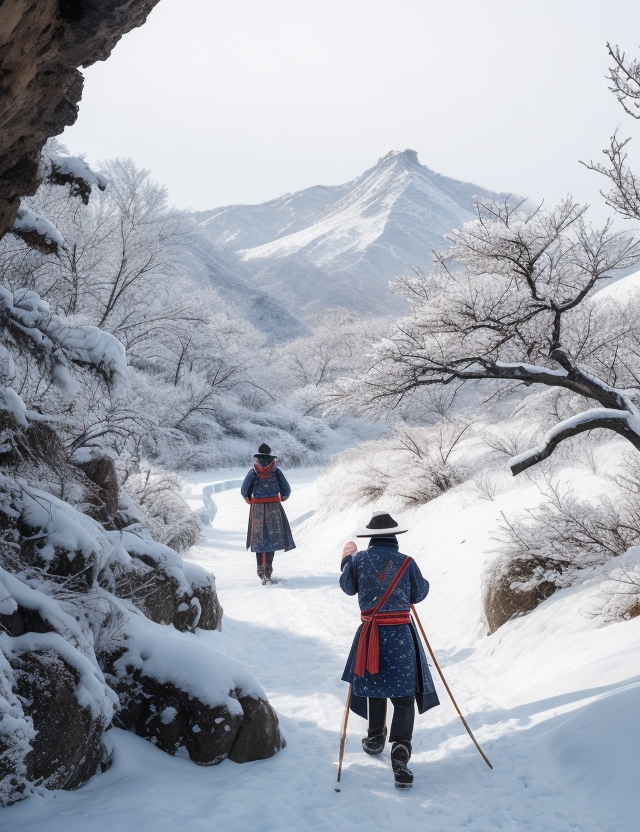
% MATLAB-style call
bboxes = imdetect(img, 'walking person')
[340,510,439,788]
[241,443,295,584]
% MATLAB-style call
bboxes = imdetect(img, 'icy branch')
[509,409,640,475]
[0,286,127,387]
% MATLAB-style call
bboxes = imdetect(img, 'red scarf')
[254,458,276,479]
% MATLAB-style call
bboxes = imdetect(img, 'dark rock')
[11,650,111,791]
[114,555,223,633]
[19,541,94,591]
[110,669,244,765]
[108,668,283,766]
[183,563,223,631]
[227,692,285,763]
[0,0,162,240]
[0,603,54,637]
[0,420,66,469]
[77,456,119,523]
[115,559,200,632]
[483,555,562,634]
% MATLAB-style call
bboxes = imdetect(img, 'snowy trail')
[6,469,640,831]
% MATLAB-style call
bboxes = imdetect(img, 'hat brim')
[356,525,409,538]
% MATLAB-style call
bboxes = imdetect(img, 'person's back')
[240,443,295,584]
[342,539,427,614]
[339,511,439,788]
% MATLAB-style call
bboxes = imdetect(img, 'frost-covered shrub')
[319,421,469,513]
[484,474,640,632]
[597,560,640,622]
[124,470,200,554]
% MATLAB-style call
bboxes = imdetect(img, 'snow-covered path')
[6,469,640,831]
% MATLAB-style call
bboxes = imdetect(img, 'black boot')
[391,742,413,789]
[362,726,387,756]
[257,564,267,584]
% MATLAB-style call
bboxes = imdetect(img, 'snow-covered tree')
[338,197,640,475]
[584,43,640,221]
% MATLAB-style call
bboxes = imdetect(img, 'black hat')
[356,511,409,537]
[254,443,276,460]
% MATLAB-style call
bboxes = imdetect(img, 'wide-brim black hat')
[254,442,276,460]
[356,510,409,537]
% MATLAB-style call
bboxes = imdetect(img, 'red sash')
[353,557,413,677]
[251,495,281,504]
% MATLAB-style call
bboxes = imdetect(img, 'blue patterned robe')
[340,537,439,718]
[241,465,295,553]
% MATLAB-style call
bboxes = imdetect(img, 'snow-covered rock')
[106,614,283,765]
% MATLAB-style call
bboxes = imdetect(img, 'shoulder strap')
[369,557,413,615]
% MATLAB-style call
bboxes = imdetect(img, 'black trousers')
[255,551,275,568]
[368,696,415,744]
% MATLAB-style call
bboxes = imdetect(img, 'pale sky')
[62,0,640,219]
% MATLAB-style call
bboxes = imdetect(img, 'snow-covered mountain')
[192,150,510,318]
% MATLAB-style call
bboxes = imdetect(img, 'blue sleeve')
[275,469,291,500]
[409,560,429,604]
[240,469,256,499]
[339,555,358,596]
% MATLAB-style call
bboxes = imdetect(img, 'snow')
[508,408,634,471]
[48,155,109,191]
[113,528,193,597]
[594,269,640,304]
[2,630,117,722]
[237,150,495,268]
[113,615,264,713]
[12,206,65,248]
[0,286,127,388]
[5,468,640,830]
[0,385,29,429]
[0,565,96,657]
[6,481,129,584]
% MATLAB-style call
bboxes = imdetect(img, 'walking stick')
[335,684,352,790]
[411,604,493,770]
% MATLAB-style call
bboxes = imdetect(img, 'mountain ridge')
[189,150,513,324]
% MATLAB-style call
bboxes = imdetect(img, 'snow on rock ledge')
[11,205,65,254]
[47,155,108,205]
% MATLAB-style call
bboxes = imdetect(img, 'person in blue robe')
[340,510,439,788]
[240,443,295,583]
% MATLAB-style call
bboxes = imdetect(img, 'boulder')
[115,560,202,632]
[483,555,562,633]
[110,669,245,765]
[183,562,223,631]
[103,615,284,766]
[12,650,111,790]
[227,692,286,763]
[110,669,284,766]
[115,536,223,633]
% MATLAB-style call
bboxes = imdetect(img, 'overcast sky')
[62,0,640,218]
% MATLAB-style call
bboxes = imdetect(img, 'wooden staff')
[335,684,352,790]
[411,604,493,770]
